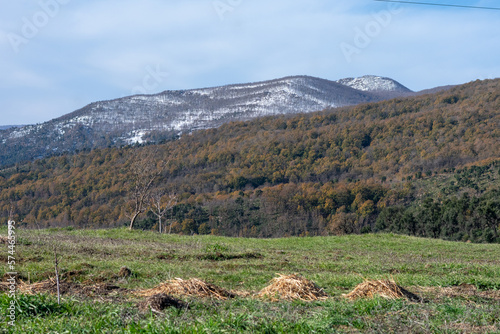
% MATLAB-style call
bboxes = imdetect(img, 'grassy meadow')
[1,228,499,333]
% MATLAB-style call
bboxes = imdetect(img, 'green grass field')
[1,228,499,333]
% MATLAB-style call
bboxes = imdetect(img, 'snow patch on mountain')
[125,130,147,144]
[335,75,411,92]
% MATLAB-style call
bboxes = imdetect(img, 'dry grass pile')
[138,293,188,313]
[344,279,422,302]
[257,274,328,301]
[18,278,126,299]
[136,278,236,300]
[18,278,75,295]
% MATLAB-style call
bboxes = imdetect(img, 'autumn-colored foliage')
[1,79,499,241]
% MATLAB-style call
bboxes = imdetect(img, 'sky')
[0,0,499,125]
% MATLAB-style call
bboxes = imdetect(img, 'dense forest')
[1,79,499,242]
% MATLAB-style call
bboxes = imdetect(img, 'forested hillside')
[1,79,499,242]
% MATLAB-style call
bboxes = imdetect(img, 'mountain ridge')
[0,75,423,167]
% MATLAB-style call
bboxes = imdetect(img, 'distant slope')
[0,75,412,167]
[417,85,456,95]
[0,78,498,240]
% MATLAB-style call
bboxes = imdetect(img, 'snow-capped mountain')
[0,75,412,167]
[335,75,411,92]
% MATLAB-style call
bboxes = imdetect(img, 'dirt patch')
[447,323,499,334]
[78,263,95,269]
[81,283,123,297]
[138,293,188,313]
[156,253,177,260]
[18,278,127,300]
[61,270,87,281]
[257,273,328,301]
[82,270,121,283]
[118,266,132,278]
[335,325,362,333]
[198,252,263,261]
[135,278,236,300]
[344,280,423,302]
[418,284,500,301]
[79,247,112,257]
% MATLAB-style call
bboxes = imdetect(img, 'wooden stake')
[54,247,61,305]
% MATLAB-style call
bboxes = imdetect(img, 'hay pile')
[344,279,422,302]
[257,274,328,301]
[136,278,236,300]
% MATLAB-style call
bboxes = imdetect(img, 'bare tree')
[8,203,15,223]
[125,149,167,230]
[149,190,177,233]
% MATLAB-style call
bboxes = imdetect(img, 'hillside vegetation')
[1,229,500,333]
[0,79,499,241]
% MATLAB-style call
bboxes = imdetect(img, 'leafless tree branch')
[125,148,168,230]
[149,190,177,233]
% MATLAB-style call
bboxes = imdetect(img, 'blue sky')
[1,0,499,125]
